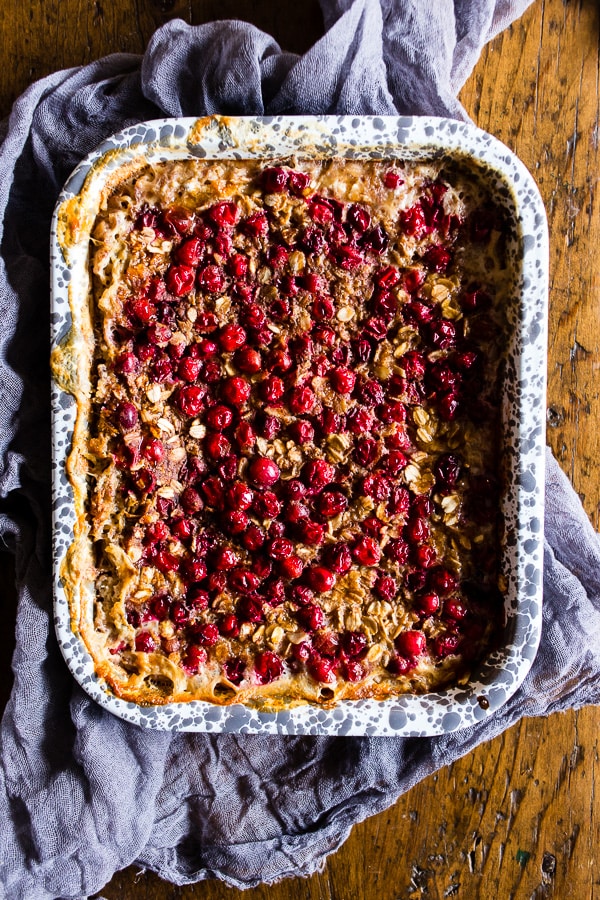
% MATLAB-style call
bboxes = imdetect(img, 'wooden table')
[1,1,599,897]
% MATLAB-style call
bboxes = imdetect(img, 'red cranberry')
[219,323,247,352]
[289,386,316,416]
[176,236,203,266]
[187,584,210,610]
[296,604,324,632]
[306,565,336,593]
[291,640,312,662]
[194,311,218,334]
[176,385,206,416]
[385,538,409,565]
[201,475,225,508]
[395,630,426,659]
[283,500,309,524]
[329,367,356,395]
[302,458,335,492]
[415,591,440,615]
[268,347,293,373]
[362,474,391,501]
[423,244,452,272]
[118,402,138,431]
[289,419,315,445]
[235,421,256,451]
[115,351,140,375]
[411,544,437,569]
[238,595,264,622]
[347,407,374,435]
[444,598,467,621]
[387,654,411,675]
[221,376,251,406]
[342,631,368,658]
[182,555,208,582]
[177,356,200,382]
[208,201,239,227]
[181,644,207,673]
[260,376,285,404]
[267,537,294,560]
[316,490,348,519]
[128,296,156,325]
[357,379,385,407]
[347,204,371,233]
[144,520,169,545]
[204,432,231,460]
[374,574,397,601]
[262,167,289,193]
[308,656,336,684]
[195,623,220,646]
[279,555,304,579]
[135,631,158,653]
[383,170,404,189]
[229,568,261,595]
[142,436,164,463]
[149,595,170,621]
[197,264,226,293]
[219,614,240,638]
[254,650,284,683]
[222,510,249,535]
[432,633,460,658]
[172,518,193,543]
[312,296,334,321]
[226,482,254,510]
[223,656,245,684]
[283,479,306,500]
[235,347,262,374]
[352,535,381,567]
[169,600,188,626]
[434,453,462,489]
[214,547,240,571]
[264,578,286,606]
[319,409,344,436]
[180,486,203,515]
[313,630,340,658]
[324,542,352,574]
[153,549,179,572]
[288,170,311,194]
[250,555,276,584]
[291,585,314,606]
[228,253,248,278]
[146,323,172,347]
[383,451,408,477]
[296,520,325,546]
[439,392,459,421]
[399,204,427,239]
[166,264,195,297]
[428,567,458,595]
[151,356,174,383]
[427,318,456,350]
[248,456,280,487]
[241,524,266,551]
[208,571,227,593]
[387,485,410,517]
[204,405,233,431]
[343,659,367,682]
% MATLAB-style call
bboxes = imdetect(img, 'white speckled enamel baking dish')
[50,115,548,735]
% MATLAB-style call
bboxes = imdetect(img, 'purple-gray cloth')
[3,2,598,898]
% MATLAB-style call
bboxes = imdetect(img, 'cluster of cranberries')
[105,162,502,691]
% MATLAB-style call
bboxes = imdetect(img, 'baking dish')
[50,115,547,735]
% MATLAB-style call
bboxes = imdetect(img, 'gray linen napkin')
[5,2,598,898]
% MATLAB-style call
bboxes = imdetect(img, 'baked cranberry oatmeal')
[59,155,510,709]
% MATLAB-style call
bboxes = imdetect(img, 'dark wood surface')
[2,1,600,897]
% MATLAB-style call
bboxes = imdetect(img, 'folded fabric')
[6,2,598,898]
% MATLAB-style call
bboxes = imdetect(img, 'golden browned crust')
[54,153,510,709]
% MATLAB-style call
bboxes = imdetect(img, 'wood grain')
[1,0,599,898]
